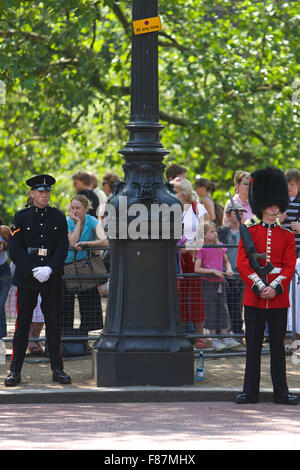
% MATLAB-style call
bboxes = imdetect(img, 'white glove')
[32,266,52,283]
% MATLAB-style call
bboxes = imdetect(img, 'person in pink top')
[223,171,254,224]
[195,221,240,351]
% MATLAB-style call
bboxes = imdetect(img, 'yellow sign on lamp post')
[133,16,162,35]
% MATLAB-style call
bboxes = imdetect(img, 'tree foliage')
[0,0,299,220]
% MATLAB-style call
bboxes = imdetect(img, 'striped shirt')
[282,192,300,250]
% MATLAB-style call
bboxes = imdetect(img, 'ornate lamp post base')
[93,351,194,387]
[93,238,194,386]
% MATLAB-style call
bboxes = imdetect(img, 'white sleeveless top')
[182,203,207,244]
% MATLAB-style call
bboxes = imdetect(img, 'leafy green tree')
[0,0,299,220]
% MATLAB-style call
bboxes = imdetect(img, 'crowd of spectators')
[168,163,300,350]
[1,165,300,355]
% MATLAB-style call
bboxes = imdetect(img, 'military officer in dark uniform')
[4,174,71,386]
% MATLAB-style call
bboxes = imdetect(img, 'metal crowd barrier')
[0,245,298,358]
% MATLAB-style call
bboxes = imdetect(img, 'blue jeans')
[0,261,11,338]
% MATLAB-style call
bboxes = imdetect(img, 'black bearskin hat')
[248,167,289,219]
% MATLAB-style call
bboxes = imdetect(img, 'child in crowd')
[194,221,241,351]
[217,203,246,337]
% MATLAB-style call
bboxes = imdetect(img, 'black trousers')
[243,306,289,398]
[10,287,63,373]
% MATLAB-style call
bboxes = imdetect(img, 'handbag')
[64,251,108,292]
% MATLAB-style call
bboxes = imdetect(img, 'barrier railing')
[1,245,298,355]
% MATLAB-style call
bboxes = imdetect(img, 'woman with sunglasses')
[223,171,254,225]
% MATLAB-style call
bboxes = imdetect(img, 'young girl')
[194,221,240,351]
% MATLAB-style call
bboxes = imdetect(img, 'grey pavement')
[1,349,300,450]
[1,401,300,450]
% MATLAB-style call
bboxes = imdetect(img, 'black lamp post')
[93,0,194,386]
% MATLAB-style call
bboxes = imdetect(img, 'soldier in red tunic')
[236,167,298,405]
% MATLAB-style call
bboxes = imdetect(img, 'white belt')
[269,267,282,274]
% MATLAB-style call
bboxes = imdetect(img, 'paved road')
[1,402,300,451]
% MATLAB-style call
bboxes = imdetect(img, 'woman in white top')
[171,178,209,350]
[172,177,208,243]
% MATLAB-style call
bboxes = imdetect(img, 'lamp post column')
[93,0,194,387]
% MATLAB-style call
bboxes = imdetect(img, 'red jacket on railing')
[237,221,296,309]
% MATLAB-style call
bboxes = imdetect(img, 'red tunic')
[237,222,296,309]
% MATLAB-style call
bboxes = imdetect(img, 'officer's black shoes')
[273,393,298,405]
[52,369,71,384]
[235,393,259,404]
[4,370,72,386]
[4,372,21,387]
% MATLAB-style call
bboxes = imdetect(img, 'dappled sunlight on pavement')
[1,402,300,450]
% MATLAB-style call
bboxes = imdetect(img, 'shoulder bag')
[64,249,108,292]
